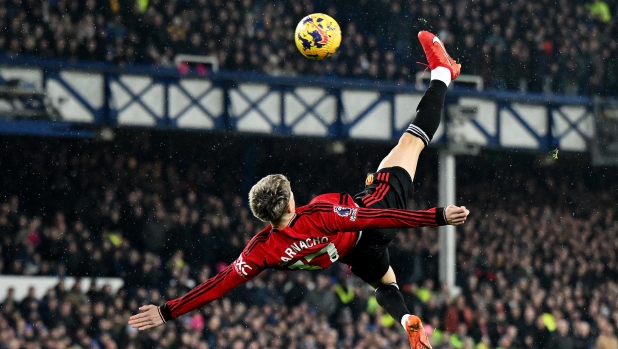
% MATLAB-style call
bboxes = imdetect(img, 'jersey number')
[288,243,339,270]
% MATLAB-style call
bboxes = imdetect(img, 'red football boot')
[405,315,433,349]
[417,31,461,80]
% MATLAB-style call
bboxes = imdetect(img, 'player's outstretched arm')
[326,204,469,232]
[129,258,263,330]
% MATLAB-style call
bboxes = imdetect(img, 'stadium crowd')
[1,0,618,95]
[0,134,617,349]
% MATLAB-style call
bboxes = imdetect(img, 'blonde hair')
[249,174,291,222]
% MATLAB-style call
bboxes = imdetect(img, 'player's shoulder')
[292,193,358,227]
[243,225,273,256]
[295,192,356,216]
[298,192,356,212]
[309,192,354,205]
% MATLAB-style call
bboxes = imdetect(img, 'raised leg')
[378,79,448,182]
[378,29,460,184]
[378,132,425,181]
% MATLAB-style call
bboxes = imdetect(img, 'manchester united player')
[130,31,463,349]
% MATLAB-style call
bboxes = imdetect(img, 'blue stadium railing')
[0,56,605,152]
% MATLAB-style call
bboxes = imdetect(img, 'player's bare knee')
[370,266,397,288]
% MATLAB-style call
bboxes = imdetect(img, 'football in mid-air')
[294,13,341,60]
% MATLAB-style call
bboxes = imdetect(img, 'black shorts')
[339,166,414,284]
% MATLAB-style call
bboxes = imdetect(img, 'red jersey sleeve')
[323,205,448,233]
[158,251,264,321]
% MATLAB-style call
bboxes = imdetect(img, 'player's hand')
[445,205,469,225]
[128,305,165,330]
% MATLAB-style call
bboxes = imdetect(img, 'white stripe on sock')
[387,282,399,289]
[406,124,430,145]
[375,282,399,291]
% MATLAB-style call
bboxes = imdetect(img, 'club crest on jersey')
[334,206,358,221]
[365,174,374,186]
[234,255,253,277]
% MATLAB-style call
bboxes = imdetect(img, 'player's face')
[288,191,296,212]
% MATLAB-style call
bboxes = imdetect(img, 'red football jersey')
[159,193,447,321]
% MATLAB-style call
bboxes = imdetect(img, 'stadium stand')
[0,0,617,95]
[1,134,617,348]
[2,1,618,348]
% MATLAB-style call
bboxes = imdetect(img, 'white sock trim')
[406,124,430,145]
[387,282,399,289]
[431,66,452,86]
[376,282,399,291]
[401,314,410,328]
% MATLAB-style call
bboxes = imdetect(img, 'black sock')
[406,80,448,145]
[375,283,409,326]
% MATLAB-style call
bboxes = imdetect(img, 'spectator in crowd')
[305,274,338,318]
[574,321,596,349]
[546,319,574,349]
[597,320,618,349]
[588,0,612,22]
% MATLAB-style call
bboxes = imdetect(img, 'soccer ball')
[294,13,341,60]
